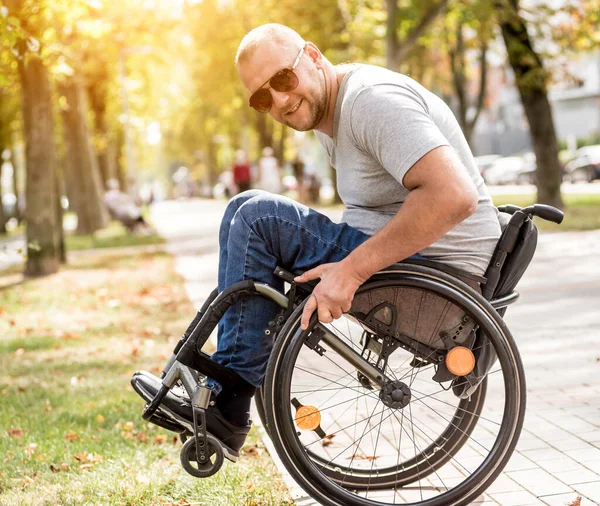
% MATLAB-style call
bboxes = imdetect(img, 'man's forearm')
[341,184,477,282]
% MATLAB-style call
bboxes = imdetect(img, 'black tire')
[254,384,270,436]
[180,434,224,478]
[263,264,526,506]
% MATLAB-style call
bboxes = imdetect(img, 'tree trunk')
[17,51,60,276]
[88,81,114,187]
[0,154,6,234]
[387,0,449,70]
[498,0,563,208]
[255,113,274,151]
[449,19,488,146]
[275,124,287,167]
[11,137,21,222]
[59,76,110,235]
[386,0,399,70]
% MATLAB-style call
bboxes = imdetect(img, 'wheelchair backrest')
[485,211,538,299]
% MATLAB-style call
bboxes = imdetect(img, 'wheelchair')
[131,203,563,506]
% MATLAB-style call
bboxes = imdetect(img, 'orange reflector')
[446,346,476,376]
[295,405,322,431]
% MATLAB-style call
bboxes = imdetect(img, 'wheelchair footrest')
[130,371,245,463]
[131,371,193,433]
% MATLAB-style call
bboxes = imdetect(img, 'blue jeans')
[210,190,371,389]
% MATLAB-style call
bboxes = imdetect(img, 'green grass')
[0,251,292,506]
[65,221,165,251]
[492,193,600,231]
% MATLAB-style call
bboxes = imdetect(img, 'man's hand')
[294,262,366,330]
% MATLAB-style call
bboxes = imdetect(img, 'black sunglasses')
[248,44,306,114]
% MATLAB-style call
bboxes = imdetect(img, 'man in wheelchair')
[132,24,563,502]
[136,22,501,453]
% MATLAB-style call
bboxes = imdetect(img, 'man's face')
[238,43,327,132]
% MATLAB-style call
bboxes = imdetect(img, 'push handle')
[497,204,564,224]
[531,204,564,224]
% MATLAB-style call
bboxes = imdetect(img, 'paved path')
[153,198,600,506]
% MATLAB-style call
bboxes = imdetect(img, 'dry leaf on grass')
[153,434,167,445]
[242,445,265,457]
[64,430,79,442]
[73,452,103,464]
[50,462,70,473]
[8,428,23,438]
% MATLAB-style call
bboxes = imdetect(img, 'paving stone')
[506,468,573,496]
[552,468,600,486]
[574,481,600,503]
[564,446,600,463]
[539,492,597,506]
[488,490,544,505]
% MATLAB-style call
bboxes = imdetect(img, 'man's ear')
[305,42,323,68]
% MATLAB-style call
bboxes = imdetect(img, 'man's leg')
[211,191,369,424]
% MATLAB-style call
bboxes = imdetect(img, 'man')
[141,23,500,456]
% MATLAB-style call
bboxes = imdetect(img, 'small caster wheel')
[180,434,224,478]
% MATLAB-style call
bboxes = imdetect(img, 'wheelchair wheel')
[254,384,270,436]
[263,265,525,506]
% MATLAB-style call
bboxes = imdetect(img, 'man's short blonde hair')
[235,23,305,67]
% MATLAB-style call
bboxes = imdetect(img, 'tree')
[497,0,564,208]
[443,1,495,145]
[386,0,450,71]
[4,0,61,275]
[59,73,109,235]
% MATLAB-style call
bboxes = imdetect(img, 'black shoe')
[131,371,251,460]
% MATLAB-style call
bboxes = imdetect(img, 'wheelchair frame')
[133,203,564,503]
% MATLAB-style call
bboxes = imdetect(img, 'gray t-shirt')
[315,64,500,275]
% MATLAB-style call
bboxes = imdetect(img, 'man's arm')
[295,145,478,329]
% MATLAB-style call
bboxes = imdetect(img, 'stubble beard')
[283,86,327,132]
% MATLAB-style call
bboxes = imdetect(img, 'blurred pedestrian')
[292,154,307,204]
[104,179,153,235]
[232,149,252,194]
[257,146,281,194]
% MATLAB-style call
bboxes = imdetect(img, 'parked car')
[474,154,501,177]
[483,156,526,185]
[515,152,537,185]
[564,145,600,183]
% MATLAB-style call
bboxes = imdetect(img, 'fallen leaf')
[321,434,336,447]
[243,445,265,457]
[8,428,23,438]
[96,414,105,423]
[566,498,582,506]
[153,434,167,445]
[123,421,135,431]
[347,452,379,461]
[78,463,94,471]
[64,431,79,442]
